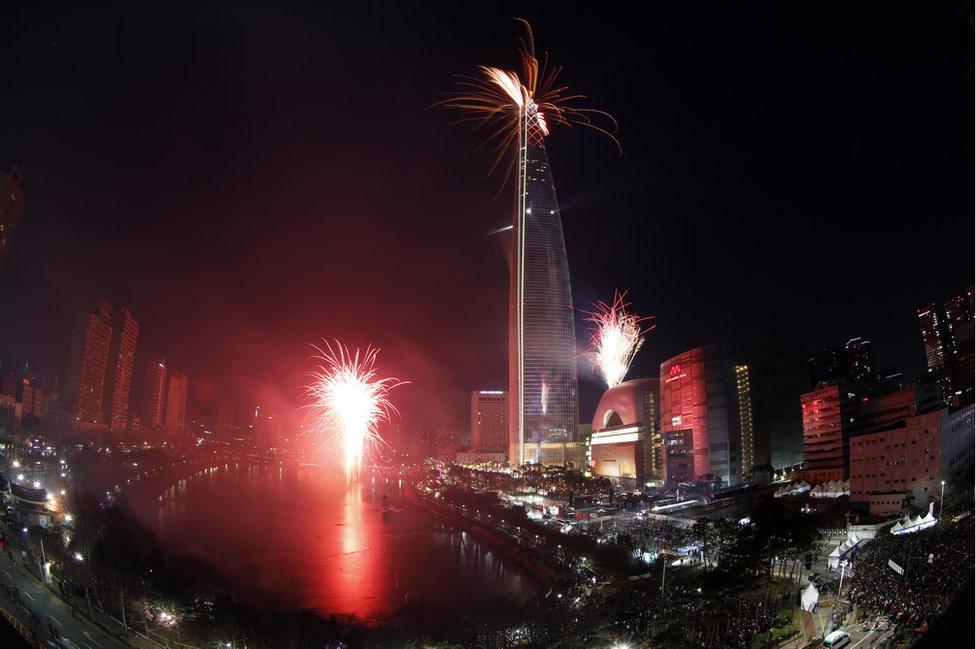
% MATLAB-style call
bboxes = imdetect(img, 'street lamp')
[939,480,946,521]
[838,559,848,599]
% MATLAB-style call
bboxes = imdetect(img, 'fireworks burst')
[434,18,620,187]
[585,291,654,389]
[303,342,404,484]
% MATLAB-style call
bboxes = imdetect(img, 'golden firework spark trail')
[303,341,405,484]
[433,18,621,189]
[585,291,654,389]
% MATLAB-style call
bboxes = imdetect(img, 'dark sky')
[1,3,972,431]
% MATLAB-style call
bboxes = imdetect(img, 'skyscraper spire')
[437,21,618,466]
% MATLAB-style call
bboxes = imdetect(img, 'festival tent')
[890,502,937,536]
[800,582,819,612]
[773,481,811,498]
[810,480,850,498]
[827,534,861,569]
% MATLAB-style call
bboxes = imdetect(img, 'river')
[134,461,538,621]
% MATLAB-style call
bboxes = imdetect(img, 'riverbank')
[404,487,558,589]
[120,454,240,510]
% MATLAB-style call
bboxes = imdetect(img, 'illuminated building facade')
[0,162,24,269]
[851,383,942,436]
[845,337,874,388]
[917,303,951,400]
[62,300,114,427]
[508,103,578,466]
[660,344,808,486]
[944,286,975,405]
[800,380,858,482]
[471,390,508,454]
[734,365,755,475]
[849,410,943,514]
[142,357,168,431]
[105,308,140,431]
[590,378,660,484]
[165,371,189,433]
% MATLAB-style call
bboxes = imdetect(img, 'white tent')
[809,480,850,498]
[800,582,819,612]
[774,481,812,498]
[890,502,936,536]
[827,534,861,569]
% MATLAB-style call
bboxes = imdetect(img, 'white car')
[822,631,851,648]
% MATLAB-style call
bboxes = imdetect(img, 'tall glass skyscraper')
[508,102,579,465]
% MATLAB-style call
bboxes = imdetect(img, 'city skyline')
[0,6,971,649]
[0,4,972,431]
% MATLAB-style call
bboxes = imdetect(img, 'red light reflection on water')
[144,463,535,620]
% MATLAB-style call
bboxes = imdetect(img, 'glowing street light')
[940,480,947,521]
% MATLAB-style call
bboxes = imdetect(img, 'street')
[0,548,130,649]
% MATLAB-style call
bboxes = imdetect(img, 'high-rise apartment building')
[917,303,948,372]
[165,371,189,433]
[917,302,951,399]
[470,391,508,454]
[944,286,975,337]
[0,162,25,269]
[845,337,874,387]
[808,338,875,388]
[915,290,976,405]
[142,358,168,431]
[62,301,114,426]
[104,308,140,431]
[944,286,975,405]
[508,101,579,466]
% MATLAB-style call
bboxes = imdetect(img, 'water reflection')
[143,463,537,619]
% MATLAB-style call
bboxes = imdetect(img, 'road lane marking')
[850,631,876,648]
[2,569,11,578]
[50,614,63,626]
[23,590,34,600]
[83,631,104,647]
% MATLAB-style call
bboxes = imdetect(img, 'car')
[808,572,822,582]
[823,630,851,648]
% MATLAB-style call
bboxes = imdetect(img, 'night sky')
[1,3,972,431]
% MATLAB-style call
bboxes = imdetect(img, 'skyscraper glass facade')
[509,109,578,465]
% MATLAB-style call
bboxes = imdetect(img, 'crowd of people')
[623,515,699,556]
[847,514,974,634]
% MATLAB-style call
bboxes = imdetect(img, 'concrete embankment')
[404,489,558,589]
[121,454,241,511]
